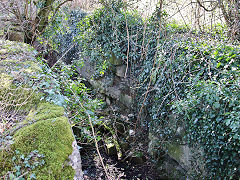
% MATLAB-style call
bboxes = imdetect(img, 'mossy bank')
[0,40,81,179]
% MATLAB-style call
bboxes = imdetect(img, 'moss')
[0,40,42,112]
[0,39,40,74]
[0,73,13,88]
[0,59,41,74]
[166,142,183,161]
[26,103,65,122]
[0,49,7,54]
[0,39,36,54]
[0,40,75,179]
[11,103,75,179]
[0,83,40,113]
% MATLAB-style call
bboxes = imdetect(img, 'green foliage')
[0,40,78,179]
[77,3,145,67]
[33,62,71,107]
[13,103,75,179]
[43,7,87,64]
[34,57,103,142]
[40,1,239,178]
[144,39,240,178]
[71,1,239,177]
[174,80,239,178]
[8,150,45,180]
[0,103,75,180]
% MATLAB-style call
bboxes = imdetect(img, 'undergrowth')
[72,1,239,178]
[37,0,239,178]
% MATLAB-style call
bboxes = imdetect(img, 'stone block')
[109,52,123,65]
[116,65,127,77]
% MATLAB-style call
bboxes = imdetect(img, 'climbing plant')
[36,0,239,178]
[75,2,239,177]
[145,39,240,178]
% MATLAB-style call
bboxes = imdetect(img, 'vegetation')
[1,0,239,179]
[0,40,76,179]
[71,1,239,178]
[0,0,74,43]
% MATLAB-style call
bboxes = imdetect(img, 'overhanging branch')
[196,0,219,12]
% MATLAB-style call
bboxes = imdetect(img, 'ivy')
[147,40,240,178]
[42,1,239,178]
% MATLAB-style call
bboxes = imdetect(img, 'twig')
[124,13,130,78]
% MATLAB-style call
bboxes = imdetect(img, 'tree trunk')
[218,0,240,40]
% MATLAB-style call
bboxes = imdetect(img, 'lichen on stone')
[0,73,13,88]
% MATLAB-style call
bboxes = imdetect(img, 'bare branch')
[197,0,219,12]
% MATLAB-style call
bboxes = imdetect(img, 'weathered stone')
[106,86,122,100]
[166,143,191,168]
[0,49,7,54]
[116,65,127,77]
[105,142,118,156]
[128,151,146,165]
[120,140,130,152]
[148,126,205,179]
[7,29,24,42]
[120,94,132,107]
[69,140,84,180]
[0,40,83,180]
[76,57,134,108]
[109,52,123,66]
[131,156,145,165]
[106,97,111,105]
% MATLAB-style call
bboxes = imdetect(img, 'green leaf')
[14,165,21,172]
[9,173,15,180]
[86,110,94,115]
[12,156,16,161]
[216,62,221,68]
[30,173,37,179]
[225,119,231,126]
[213,102,220,108]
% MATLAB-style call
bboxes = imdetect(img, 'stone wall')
[76,52,205,179]
[76,53,135,108]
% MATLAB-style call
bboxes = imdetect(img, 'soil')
[81,145,164,180]
[73,99,166,180]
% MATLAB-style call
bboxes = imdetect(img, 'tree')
[197,0,240,40]
[0,0,73,44]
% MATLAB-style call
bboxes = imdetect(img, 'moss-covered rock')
[0,40,41,113]
[0,103,76,179]
[0,40,81,180]
[13,103,75,179]
[25,103,65,123]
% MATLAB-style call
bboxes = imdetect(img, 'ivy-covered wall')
[43,1,240,178]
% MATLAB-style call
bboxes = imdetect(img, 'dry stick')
[134,22,147,79]
[53,0,73,18]
[135,0,163,131]
[170,47,180,101]
[1,40,76,133]
[140,22,147,62]
[82,112,111,180]
[166,1,193,21]
[50,42,77,70]
[174,0,189,29]
[23,42,112,179]
[48,42,112,179]
[63,79,112,180]
[124,13,130,78]
[198,0,219,12]
[14,88,36,119]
